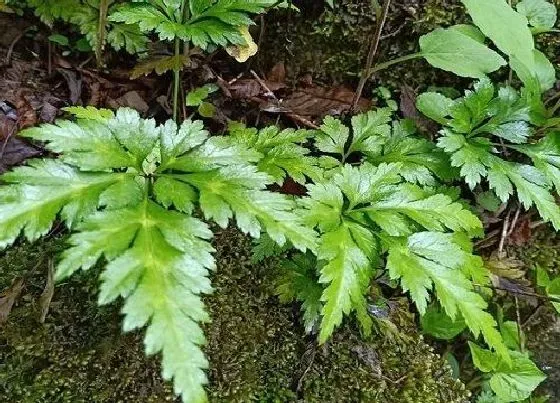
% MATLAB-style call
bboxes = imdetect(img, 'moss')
[505,227,560,401]
[258,0,469,90]
[0,229,468,402]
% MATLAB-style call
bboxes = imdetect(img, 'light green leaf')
[318,223,374,343]
[490,351,546,401]
[419,28,506,78]
[517,0,557,29]
[388,233,508,359]
[462,0,535,71]
[469,341,498,372]
[416,92,455,125]
[421,305,467,340]
[0,160,121,248]
[546,277,560,313]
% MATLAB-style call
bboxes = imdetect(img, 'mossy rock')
[0,229,468,402]
[506,227,560,401]
[257,0,470,89]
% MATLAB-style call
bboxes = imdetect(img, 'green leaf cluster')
[110,0,276,48]
[416,0,557,87]
[417,78,560,229]
[0,107,315,402]
[260,111,508,360]
[14,0,149,54]
[469,342,546,402]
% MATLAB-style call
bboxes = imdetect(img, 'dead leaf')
[0,277,24,325]
[108,91,149,114]
[227,78,286,99]
[508,216,532,246]
[15,89,37,129]
[226,26,258,63]
[39,101,58,123]
[38,261,55,323]
[267,62,286,83]
[262,86,371,118]
[57,68,82,104]
[0,101,41,173]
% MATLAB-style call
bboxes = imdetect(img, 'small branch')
[498,209,511,256]
[351,0,392,113]
[250,69,277,99]
[96,0,109,68]
[474,283,560,303]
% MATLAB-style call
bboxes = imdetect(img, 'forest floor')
[0,1,560,402]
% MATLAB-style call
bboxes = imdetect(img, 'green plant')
[361,0,555,87]
[10,0,149,66]
[417,78,560,230]
[0,107,316,402]
[110,0,277,121]
[185,83,219,118]
[469,335,546,402]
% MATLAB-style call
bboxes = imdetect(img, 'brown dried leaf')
[0,277,24,325]
[57,68,82,104]
[227,78,286,99]
[508,216,532,246]
[263,86,371,118]
[0,101,40,173]
[15,90,37,129]
[107,91,149,114]
[267,62,286,83]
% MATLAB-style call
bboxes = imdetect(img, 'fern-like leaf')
[0,107,316,402]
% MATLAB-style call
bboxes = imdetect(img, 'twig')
[507,205,521,237]
[351,0,392,113]
[474,283,560,303]
[498,209,511,256]
[0,123,17,162]
[5,28,30,66]
[250,69,277,99]
[514,297,524,353]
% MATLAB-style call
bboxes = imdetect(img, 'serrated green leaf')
[514,131,560,193]
[63,106,114,121]
[0,160,122,248]
[419,28,506,78]
[19,117,137,171]
[490,351,546,401]
[316,116,350,156]
[229,123,319,184]
[388,233,508,359]
[416,92,455,125]
[462,0,535,71]
[154,177,197,214]
[318,223,374,343]
[469,341,499,372]
[277,252,323,333]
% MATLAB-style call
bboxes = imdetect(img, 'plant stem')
[366,53,424,75]
[172,0,190,123]
[351,0,392,113]
[96,0,109,68]
[173,37,181,122]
